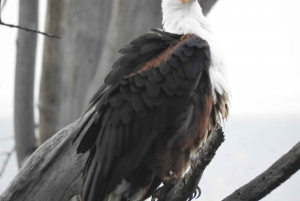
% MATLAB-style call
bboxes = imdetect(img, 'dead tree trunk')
[14,0,38,168]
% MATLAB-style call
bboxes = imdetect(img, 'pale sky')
[0,0,300,200]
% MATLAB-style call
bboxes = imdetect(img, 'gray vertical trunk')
[57,0,113,129]
[39,0,113,144]
[39,0,65,145]
[85,0,162,105]
[14,0,38,168]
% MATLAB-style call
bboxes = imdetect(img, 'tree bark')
[14,0,38,168]
[0,115,89,201]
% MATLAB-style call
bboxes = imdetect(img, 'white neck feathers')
[161,0,230,102]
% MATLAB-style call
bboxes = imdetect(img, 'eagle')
[74,0,230,200]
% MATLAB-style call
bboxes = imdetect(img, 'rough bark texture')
[14,0,38,168]
[223,141,300,201]
[39,0,65,145]
[0,116,89,201]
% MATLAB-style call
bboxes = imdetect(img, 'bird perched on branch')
[74,0,230,200]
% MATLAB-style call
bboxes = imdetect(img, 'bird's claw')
[188,186,201,201]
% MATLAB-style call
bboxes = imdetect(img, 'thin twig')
[163,125,225,201]
[0,146,15,177]
[0,21,60,39]
[223,141,300,201]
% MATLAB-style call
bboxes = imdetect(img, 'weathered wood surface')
[0,117,88,201]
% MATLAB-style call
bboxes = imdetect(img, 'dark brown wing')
[74,29,211,201]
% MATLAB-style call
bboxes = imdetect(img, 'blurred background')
[0,0,300,200]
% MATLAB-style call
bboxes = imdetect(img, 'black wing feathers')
[105,29,181,84]
[76,30,211,201]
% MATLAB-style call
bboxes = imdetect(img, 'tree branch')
[223,141,300,201]
[0,21,60,39]
[164,125,224,201]
[0,0,60,39]
[0,115,89,201]
[0,146,15,178]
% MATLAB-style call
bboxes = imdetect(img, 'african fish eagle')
[74,0,230,200]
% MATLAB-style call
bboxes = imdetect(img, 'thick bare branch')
[0,116,89,201]
[164,125,224,201]
[223,141,300,201]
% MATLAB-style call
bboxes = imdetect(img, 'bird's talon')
[195,186,201,199]
[188,186,201,201]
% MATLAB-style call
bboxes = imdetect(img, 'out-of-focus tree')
[14,0,38,168]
